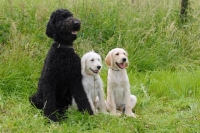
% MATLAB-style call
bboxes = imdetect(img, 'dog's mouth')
[89,68,99,74]
[116,62,125,69]
[72,22,81,35]
[72,31,77,34]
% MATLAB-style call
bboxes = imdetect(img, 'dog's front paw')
[125,112,137,118]
[48,115,59,122]
[109,110,121,116]
[100,110,109,114]
[109,109,116,115]
[93,108,98,115]
[116,110,122,116]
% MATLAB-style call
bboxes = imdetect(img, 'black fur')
[29,9,93,122]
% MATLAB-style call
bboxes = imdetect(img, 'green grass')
[0,0,200,132]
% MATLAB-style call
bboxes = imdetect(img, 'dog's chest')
[108,69,130,103]
[107,69,129,84]
[113,82,130,105]
[114,86,126,103]
[82,76,101,100]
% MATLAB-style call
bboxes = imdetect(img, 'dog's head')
[105,48,129,70]
[46,9,81,44]
[81,51,102,76]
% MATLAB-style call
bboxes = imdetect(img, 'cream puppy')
[80,51,107,114]
[105,48,137,117]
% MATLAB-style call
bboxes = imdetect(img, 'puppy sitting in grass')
[72,51,107,114]
[105,48,137,117]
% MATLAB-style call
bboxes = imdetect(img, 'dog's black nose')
[74,20,80,26]
[97,66,101,70]
[73,20,81,31]
[122,58,126,62]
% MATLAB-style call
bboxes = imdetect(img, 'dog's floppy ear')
[125,52,129,68]
[46,12,56,39]
[125,60,129,68]
[105,50,112,67]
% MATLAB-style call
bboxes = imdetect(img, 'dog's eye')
[123,53,126,55]
[115,53,119,56]
[90,59,94,62]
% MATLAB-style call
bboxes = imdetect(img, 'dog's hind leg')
[130,95,137,110]
[126,95,137,118]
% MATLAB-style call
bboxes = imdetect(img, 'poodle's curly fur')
[29,9,93,122]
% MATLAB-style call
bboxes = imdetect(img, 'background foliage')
[0,0,200,132]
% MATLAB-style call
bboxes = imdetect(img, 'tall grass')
[0,0,200,132]
[1,0,200,71]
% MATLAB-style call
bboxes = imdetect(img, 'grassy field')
[0,0,200,132]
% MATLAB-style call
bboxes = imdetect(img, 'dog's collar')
[83,71,94,76]
[110,68,120,71]
[86,73,96,80]
[52,42,73,49]
[85,73,97,81]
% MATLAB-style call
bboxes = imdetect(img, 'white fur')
[72,51,107,114]
[105,48,137,117]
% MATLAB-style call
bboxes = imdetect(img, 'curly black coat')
[29,9,93,122]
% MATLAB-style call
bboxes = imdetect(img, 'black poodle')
[29,9,93,122]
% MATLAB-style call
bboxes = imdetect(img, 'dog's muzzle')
[97,66,101,70]
[122,58,126,62]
